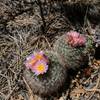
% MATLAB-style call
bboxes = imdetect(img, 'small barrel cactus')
[54,31,93,69]
[23,50,67,96]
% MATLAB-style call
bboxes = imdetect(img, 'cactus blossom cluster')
[24,51,48,75]
[67,31,86,47]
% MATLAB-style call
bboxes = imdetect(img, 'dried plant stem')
[23,77,34,100]
[37,0,46,34]
[86,76,100,100]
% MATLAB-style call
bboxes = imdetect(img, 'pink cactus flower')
[32,60,48,75]
[78,35,86,46]
[66,31,86,47]
[24,51,48,75]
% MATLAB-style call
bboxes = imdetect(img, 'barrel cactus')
[54,31,94,69]
[23,50,67,96]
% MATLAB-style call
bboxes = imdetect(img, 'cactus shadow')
[94,46,100,60]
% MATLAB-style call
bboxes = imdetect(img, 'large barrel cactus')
[23,50,67,96]
[54,31,94,69]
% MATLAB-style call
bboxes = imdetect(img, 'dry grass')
[0,0,100,100]
[64,0,99,4]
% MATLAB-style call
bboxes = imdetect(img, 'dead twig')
[85,89,100,92]
[85,75,100,100]
[37,0,46,34]
[23,77,35,100]
[0,92,6,99]
[6,86,17,100]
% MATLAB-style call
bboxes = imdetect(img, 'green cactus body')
[54,34,90,69]
[23,51,67,96]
